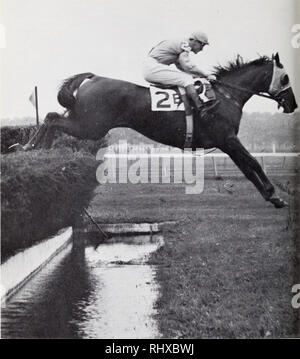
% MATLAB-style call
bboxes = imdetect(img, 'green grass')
[89,175,299,338]
[1,148,99,261]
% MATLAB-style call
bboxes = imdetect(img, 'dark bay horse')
[23,53,297,208]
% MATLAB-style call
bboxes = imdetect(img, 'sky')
[0,0,299,123]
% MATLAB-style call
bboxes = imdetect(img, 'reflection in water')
[1,235,163,339]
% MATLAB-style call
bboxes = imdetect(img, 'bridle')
[215,60,291,108]
[215,80,275,102]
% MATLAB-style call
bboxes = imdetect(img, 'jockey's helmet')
[190,31,209,45]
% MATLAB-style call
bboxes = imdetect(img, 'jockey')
[143,31,217,115]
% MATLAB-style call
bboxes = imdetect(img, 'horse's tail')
[57,72,95,111]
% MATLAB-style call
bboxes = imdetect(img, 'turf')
[89,174,299,338]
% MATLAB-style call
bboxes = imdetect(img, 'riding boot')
[180,93,194,148]
[185,84,203,111]
[181,93,193,116]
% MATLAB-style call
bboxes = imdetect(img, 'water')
[1,234,164,339]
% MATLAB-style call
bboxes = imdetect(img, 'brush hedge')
[1,149,99,261]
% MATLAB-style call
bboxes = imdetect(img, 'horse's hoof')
[22,143,35,151]
[269,197,288,208]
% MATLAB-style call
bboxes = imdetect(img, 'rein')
[215,80,276,102]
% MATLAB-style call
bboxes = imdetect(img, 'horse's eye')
[281,74,289,86]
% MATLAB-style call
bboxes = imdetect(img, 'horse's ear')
[272,52,280,64]
[237,54,243,65]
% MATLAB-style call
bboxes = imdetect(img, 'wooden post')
[34,86,40,127]
[83,208,109,240]
[212,157,218,177]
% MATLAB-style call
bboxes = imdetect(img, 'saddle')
[149,78,217,148]
[150,83,178,90]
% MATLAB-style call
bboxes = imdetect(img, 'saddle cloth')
[149,78,215,112]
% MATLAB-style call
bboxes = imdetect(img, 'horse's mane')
[213,55,271,78]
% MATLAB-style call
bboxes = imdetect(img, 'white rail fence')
[104,151,299,176]
[205,152,300,176]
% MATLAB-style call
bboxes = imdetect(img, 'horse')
[22,53,297,208]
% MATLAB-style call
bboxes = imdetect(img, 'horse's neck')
[221,63,273,106]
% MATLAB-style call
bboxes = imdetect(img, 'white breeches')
[142,56,194,89]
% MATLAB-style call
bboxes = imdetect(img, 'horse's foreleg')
[221,136,287,208]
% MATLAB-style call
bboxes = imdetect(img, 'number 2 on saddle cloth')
[149,78,216,112]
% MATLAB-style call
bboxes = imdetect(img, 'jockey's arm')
[176,52,208,78]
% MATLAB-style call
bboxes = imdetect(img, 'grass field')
[89,173,299,338]
[1,134,298,337]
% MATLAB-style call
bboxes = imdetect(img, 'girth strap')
[184,115,193,148]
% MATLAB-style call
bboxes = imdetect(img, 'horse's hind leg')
[41,127,56,149]
[23,123,49,150]
[44,112,83,138]
[24,111,110,151]
[23,112,82,150]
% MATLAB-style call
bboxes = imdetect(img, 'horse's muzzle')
[277,88,298,113]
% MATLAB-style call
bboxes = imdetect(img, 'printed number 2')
[156,91,170,108]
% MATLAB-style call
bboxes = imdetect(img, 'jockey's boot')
[185,84,203,111]
[181,93,193,116]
